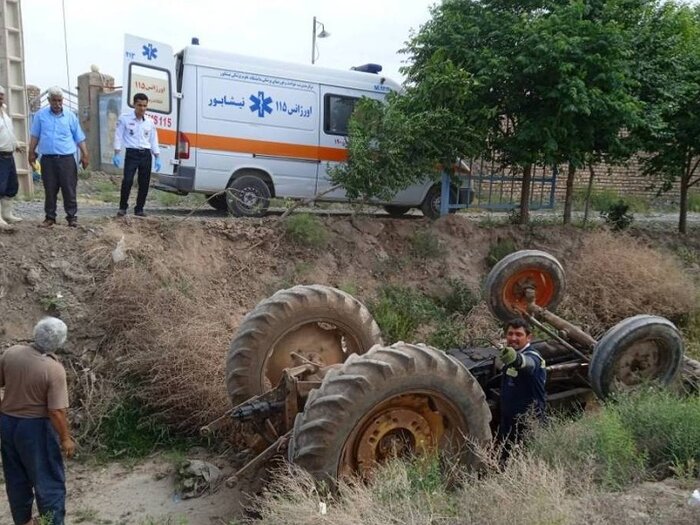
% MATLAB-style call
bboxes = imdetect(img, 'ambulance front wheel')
[226,175,271,217]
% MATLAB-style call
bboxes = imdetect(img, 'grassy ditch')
[251,388,700,525]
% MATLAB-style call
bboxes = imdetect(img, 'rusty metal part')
[524,287,596,350]
[262,322,357,392]
[225,431,292,488]
[610,339,666,390]
[522,309,591,363]
[339,393,465,479]
[546,361,588,381]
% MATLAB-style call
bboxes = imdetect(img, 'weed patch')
[408,229,445,259]
[486,238,517,268]
[97,397,186,461]
[284,213,328,249]
[370,285,441,343]
[435,278,479,316]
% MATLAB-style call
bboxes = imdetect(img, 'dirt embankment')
[0,214,698,524]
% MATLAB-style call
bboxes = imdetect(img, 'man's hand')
[28,151,36,164]
[112,153,122,168]
[499,346,518,367]
[154,157,162,172]
[80,155,89,169]
[61,437,76,459]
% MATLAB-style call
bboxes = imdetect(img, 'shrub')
[486,238,517,268]
[408,229,445,259]
[436,278,479,316]
[529,410,646,489]
[600,200,633,230]
[559,231,697,331]
[284,213,328,249]
[611,388,700,479]
[370,285,441,343]
[427,316,465,349]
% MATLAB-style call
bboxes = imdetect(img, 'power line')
[61,0,71,94]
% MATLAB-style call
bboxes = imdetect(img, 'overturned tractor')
[203,250,694,486]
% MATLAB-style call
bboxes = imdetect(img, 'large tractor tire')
[289,342,492,484]
[484,250,566,323]
[589,315,684,399]
[226,285,382,406]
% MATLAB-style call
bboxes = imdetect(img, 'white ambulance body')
[122,34,456,218]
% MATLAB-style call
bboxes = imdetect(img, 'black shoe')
[67,218,78,227]
[134,210,147,217]
[117,209,126,217]
[39,218,56,228]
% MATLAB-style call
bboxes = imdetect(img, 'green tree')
[632,2,700,234]
[335,0,650,224]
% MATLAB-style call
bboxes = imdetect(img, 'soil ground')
[1,173,698,524]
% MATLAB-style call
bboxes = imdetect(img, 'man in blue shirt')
[28,87,89,228]
[497,318,547,444]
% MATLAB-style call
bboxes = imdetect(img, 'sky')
[20,0,437,91]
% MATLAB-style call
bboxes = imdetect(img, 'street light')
[311,16,330,65]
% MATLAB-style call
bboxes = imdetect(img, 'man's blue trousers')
[0,414,66,525]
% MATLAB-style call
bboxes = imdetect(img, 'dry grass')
[250,443,699,525]
[97,264,231,433]
[559,231,698,334]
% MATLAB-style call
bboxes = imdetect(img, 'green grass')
[486,238,517,268]
[93,180,120,203]
[157,190,184,207]
[97,397,188,461]
[284,213,328,249]
[435,278,479,316]
[370,281,477,347]
[40,292,66,312]
[408,230,445,259]
[688,192,700,212]
[370,285,441,343]
[530,388,700,488]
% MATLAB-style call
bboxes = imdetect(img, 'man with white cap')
[0,84,23,228]
[0,317,75,525]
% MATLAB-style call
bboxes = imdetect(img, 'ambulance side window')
[324,94,358,136]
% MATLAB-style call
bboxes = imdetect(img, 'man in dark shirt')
[497,318,547,444]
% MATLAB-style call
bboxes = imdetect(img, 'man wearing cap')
[0,84,23,228]
[28,86,89,228]
[0,317,75,525]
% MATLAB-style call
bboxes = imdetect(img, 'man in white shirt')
[0,85,22,228]
[112,93,161,217]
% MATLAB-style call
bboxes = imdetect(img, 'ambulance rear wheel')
[227,175,271,217]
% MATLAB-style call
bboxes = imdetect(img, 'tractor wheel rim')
[502,268,557,314]
[261,321,362,391]
[611,338,668,390]
[339,392,468,479]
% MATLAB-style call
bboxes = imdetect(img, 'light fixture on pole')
[311,16,330,65]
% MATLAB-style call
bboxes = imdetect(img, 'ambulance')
[121,34,470,218]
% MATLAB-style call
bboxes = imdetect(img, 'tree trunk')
[563,162,576,225]
[583,164,595,225]
[679,172,689,235]
[519,164,532,224]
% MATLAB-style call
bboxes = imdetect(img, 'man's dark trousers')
[0,414,66,525]
[120,148,152,213]
[0,153,19,198]
[40,155,77,221]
